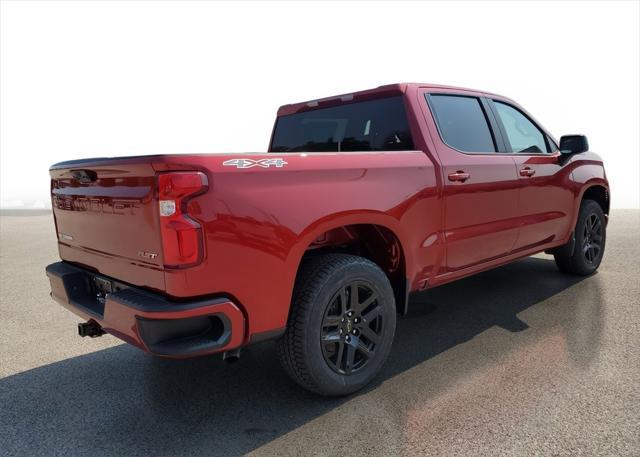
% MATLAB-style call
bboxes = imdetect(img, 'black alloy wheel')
[582,212,603,264]
[554,199,606,275]
[277,254,396,396]
[320,281,384,375]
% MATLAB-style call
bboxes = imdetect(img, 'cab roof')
[276,82,503,116]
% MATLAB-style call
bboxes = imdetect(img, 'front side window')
[493,101,548,153]
[270,96,414,152]
[427,94,496,153]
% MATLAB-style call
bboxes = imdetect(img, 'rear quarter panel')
[152,151,439,339]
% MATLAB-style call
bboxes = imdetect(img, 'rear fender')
[284,211,411,316]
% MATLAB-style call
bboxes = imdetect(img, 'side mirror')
[559,135,589,155]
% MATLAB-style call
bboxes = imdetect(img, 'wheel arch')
[581,184,610,216]
[568,181,610,235]
[287,212,411,318]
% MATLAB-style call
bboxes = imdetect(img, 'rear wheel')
[554,199,606,275]
[277,254,396,396]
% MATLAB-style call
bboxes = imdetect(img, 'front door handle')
[519,167,536,177]
[448,171,470,182]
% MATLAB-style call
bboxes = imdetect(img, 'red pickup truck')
[46,83,609,395]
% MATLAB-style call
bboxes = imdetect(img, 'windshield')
[270,96,414,152]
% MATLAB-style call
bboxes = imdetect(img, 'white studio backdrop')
[1,0,638,208]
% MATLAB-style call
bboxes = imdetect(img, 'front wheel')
[554,199,606,275]
[277,254,396,396]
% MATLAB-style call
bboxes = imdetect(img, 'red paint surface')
[48,83,609,353]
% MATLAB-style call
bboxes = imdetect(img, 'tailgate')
[50,157,165,291]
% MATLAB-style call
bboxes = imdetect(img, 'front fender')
[568,152,609,231]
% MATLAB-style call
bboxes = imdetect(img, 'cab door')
[487,99,574,251]
[422,91,521,272]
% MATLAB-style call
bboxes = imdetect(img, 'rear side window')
[427,94,496,153]
[493,101,548,153]
[270,96,414,152]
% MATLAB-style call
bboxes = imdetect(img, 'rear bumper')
[45,262,245,357]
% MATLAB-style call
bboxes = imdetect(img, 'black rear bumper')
[45,261,245,357]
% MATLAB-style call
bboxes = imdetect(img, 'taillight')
[157,172,208,268]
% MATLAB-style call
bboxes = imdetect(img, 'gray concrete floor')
[1,211,639,456]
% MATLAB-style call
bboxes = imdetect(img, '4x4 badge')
[223,158,288,169]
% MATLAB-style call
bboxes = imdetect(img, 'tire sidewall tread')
[554,199,606,275]
[277,254,396,396]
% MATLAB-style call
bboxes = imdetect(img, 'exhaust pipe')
[78,321,105,338]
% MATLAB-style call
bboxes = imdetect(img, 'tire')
[554,199,606,275]
[277,253,396,396]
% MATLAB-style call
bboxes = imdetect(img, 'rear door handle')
[448,171,470,182]
[519,167,536,177]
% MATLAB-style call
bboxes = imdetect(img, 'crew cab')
[46,83,609,396]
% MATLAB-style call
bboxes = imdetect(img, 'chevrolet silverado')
[46,83,609,395]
